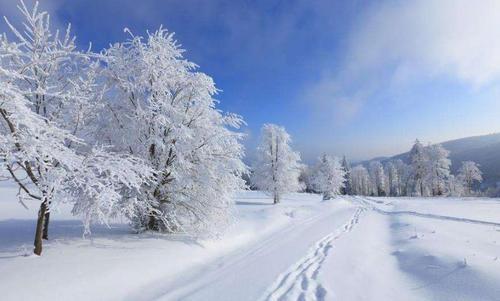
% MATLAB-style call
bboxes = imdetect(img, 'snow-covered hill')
[1,189,500,300]
[368,133,500,188]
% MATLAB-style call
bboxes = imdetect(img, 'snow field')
[2,190,500,301]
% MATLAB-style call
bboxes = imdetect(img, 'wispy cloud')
[303,0,500,124]
[302,75,368,126]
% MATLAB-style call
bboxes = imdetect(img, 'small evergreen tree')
[340,156,352,195]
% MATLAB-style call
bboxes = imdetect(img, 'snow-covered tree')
[396,160,411,196]
[447,175,465,197]
[340,156,352,195]
[298,165,314,193]
[100,27,247,234]
[425,144,451,196]
[386,161,400,196]
[389,159,410,196]
[252,124,301,204]
[409,139,428,196]
[485,182,500,198]
[458,161,483,195]
[310,154,346,199]
[351,165,371,195]
[0,1,152,255]
[369,161,386,196]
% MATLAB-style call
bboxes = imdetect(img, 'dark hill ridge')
[369,133,500,187]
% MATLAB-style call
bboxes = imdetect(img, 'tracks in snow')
[134,204,349,301]
[356,196,500,227]
[260,207,365,301]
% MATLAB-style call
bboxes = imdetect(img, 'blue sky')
[2,0,500,162]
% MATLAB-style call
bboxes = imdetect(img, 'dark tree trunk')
[273,193,279,204]
[42,211,50,240]
[34,200,48,255]
[148,214,159,231]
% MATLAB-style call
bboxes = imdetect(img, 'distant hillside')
[371,133,500,188]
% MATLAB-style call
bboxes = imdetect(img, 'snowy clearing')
[1,187,500,301]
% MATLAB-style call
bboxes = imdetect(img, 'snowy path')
[129,200,359,301]
[259,207,364,301]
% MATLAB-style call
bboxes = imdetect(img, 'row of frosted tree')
[347,140,483,197]
[250,130,483,201]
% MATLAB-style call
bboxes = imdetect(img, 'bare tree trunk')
[34,200,48,255]
[273,193,279,204]
[42,210,50,240]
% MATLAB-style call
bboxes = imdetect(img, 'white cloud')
[347,0,500,87]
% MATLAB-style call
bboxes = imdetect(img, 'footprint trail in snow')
[260,206,365,301]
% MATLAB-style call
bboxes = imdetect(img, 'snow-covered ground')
[1,186,500,301]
